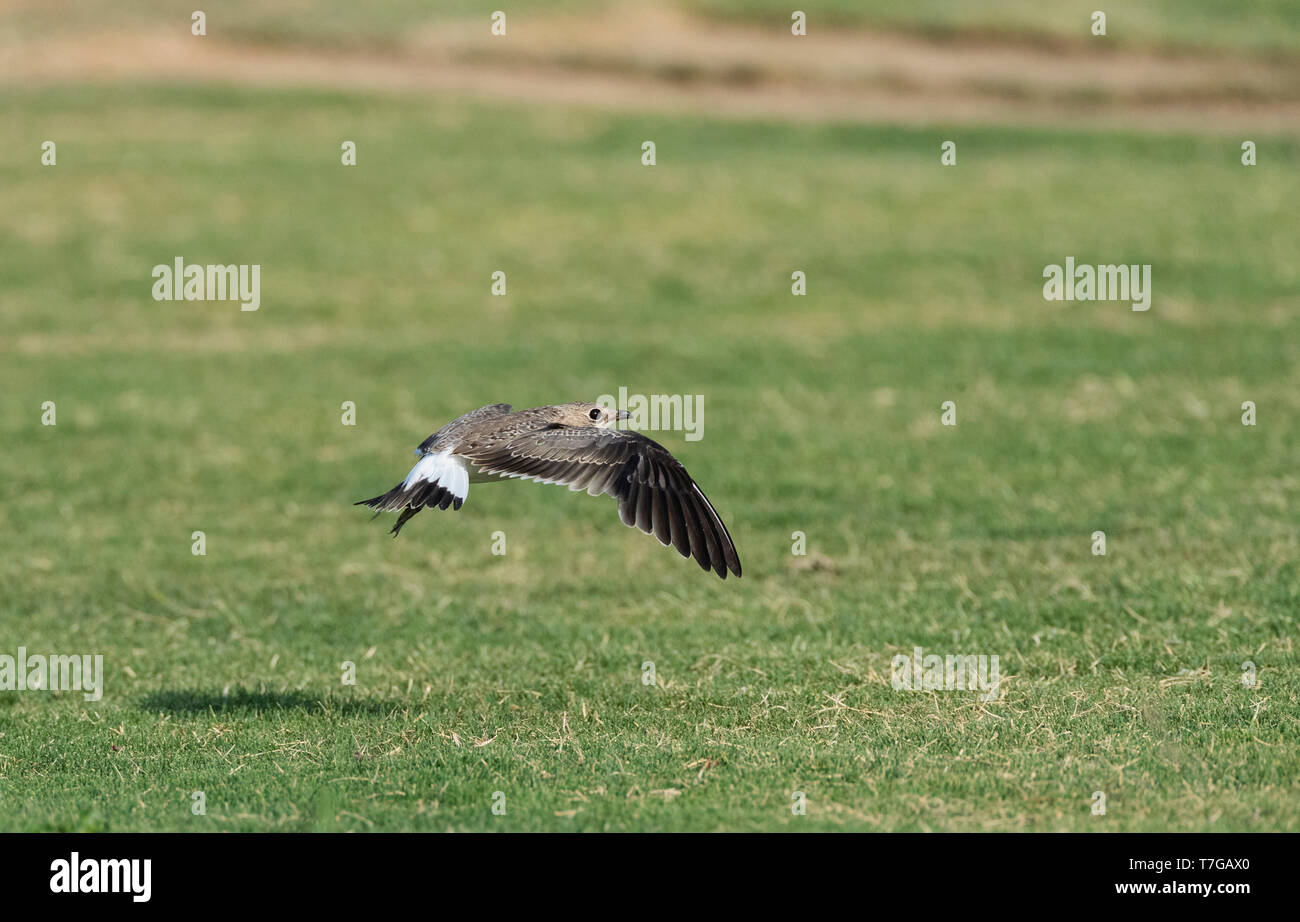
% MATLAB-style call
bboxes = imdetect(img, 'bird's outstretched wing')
[463,427,742,578]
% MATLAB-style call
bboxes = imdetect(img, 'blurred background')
[1,1,1298,831]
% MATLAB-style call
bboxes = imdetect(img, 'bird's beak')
[616,410,632,421]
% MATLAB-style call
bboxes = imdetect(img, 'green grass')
[9,0,1300,55]
[1,84,1297,831]
[690,0,1300,55]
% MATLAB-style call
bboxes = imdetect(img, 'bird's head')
[555,402,631,429]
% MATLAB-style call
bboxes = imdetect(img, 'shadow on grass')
[139,687,409,717]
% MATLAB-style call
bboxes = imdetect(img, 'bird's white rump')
[402,448,469,499]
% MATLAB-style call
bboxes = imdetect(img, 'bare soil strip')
[3,6,1299,132]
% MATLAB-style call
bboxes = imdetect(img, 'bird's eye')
[588,408,602,420]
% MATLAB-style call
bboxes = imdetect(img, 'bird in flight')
[356,402,742,579]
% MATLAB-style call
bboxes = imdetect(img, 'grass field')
[10,1,1300,53]
[2,6,1299,832]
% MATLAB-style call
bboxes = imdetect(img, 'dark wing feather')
[463,427,741,578]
